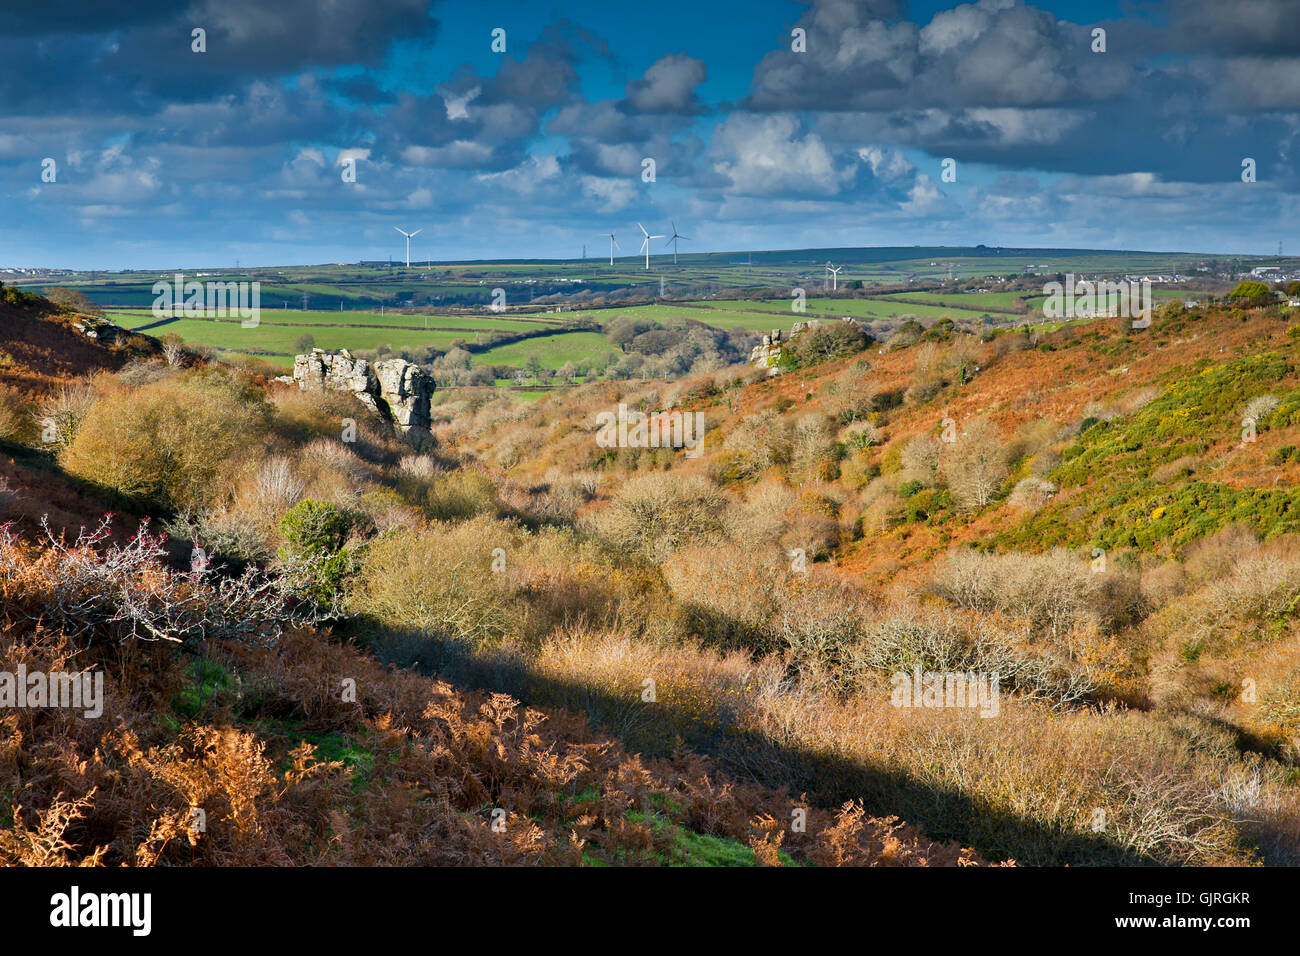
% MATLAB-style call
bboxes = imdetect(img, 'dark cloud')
[747,0,1129,111]
[624,54,708,114]
[1168,0,1300,56]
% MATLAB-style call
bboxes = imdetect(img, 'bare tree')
[940,417,1008,510]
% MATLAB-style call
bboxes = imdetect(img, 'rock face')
[749,328,785,376]
[373,358,432,433]
[292,348,434,443]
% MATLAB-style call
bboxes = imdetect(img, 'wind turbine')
[636,222,663,270]
[826,262,842,291]
[394,227,422,268]
[602,233,620,266]
[665,221,690,265]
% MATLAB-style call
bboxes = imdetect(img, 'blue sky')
[1,0,1297,269]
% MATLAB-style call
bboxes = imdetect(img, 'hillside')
[4,290,1300,866]
[0,292,988,867]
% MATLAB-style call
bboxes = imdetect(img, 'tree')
[161,332,185,368]
[1228,280,1273,306]
[43,287,103,317]
[525,354,544,382]
[940,418,1009,511]
[293,333,316,353]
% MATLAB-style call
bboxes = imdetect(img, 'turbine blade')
[411,229,423,237]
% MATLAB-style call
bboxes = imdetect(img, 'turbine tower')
[394,227,422,268]
[666,221,690,265]
[602,233,620,266]
[826,262,842,291]
[636,222,663,270]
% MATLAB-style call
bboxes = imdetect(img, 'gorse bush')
[279,498,362,611]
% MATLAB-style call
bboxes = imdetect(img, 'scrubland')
[4,295,1300,866]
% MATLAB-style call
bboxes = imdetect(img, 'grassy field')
[470,331,619,370]
[35,252,1239,382]
[682,296,970,322]
[140,318,484,366]
[110,308,554,332]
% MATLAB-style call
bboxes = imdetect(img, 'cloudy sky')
[3,0,1298,269]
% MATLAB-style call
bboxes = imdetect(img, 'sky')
[2,0,1298,270]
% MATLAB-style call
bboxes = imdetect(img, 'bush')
[781,322,869,369]
[345,517,519,650]
[590,471,725,563]
[931,548,1147,641]
[1006,476,1057,511]
[60,369,271,510]
[939,418,1009,511]
[36,382,97,449]
[1228,281,1273,306]
[278,499,363,611]
[0,386,32,444]
[0,517,307,648]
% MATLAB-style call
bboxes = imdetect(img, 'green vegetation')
[1002,354,1300,552]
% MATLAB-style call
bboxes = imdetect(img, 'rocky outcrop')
[373,358,432,433]
[748,318,861,376]
[72,318,125,343]
[749,328,785,376]
[292,348,434,443]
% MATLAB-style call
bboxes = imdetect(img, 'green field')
[110,308,554,332]
[470,331,619,370]
[19,247,1249,387]
[683,296,969,322]
[141,318,486,367]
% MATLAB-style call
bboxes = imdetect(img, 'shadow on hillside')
[354,622,1164,867]
[0,440,200,564]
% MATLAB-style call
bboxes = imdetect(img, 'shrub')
[1007,476,1057,511]
[0,386,32,444]
[898,434,942,486]
[931,548,1146,641]
[789,414,837,483]
[662,545,786,652]
[0,517,307,648]
[278,498,363,611]
[1243,394,1280,426]
[345,517,519,650]
[939,418,1009,511]
[858,610,1095,708]
[718,410,791,481]
[60,370,270,510]
[590,471,725,563]
[782,322,869,369]
[36,382,97,449]
[1228,280,1273,306]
